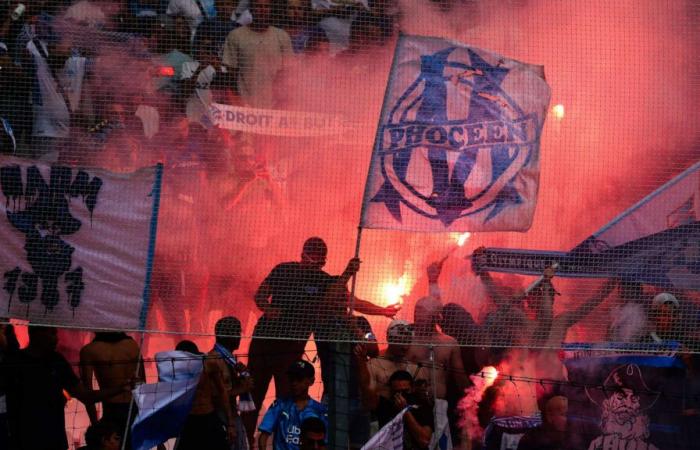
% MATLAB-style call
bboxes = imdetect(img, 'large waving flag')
[131,351,203,450]
[476,161,700,289]
[361,34,551,232]
[0,156,162,329]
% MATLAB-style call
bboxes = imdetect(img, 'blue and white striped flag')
[131,351,203,450]
[361,34,550,232]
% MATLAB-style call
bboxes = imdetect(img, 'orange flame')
[450,232,471,247]
[381,273,412,306]
[482,366,499,387]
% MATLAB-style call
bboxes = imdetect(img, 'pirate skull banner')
[0,156,161,330]
[563,354,690,450]
[361,34,551,232]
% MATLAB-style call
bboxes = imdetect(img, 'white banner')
[0,156,160,329]
[361,406,409,450]
[211,103,353,137]
[361,34,550,232]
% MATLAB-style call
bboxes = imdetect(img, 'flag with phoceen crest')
[361,34,551,232]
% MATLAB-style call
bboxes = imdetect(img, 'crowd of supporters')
[3,237,700,450]
[0,0,402,161]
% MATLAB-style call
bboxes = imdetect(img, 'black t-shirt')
[254,262,334,338]
[375,394,434,450]
[6,349,79,450]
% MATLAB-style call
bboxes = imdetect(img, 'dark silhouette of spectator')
[79,331,144,448]
[5,326,132,450]
[174,337,237,450]
[206,316,253,450]
[83,419,122,450]
[300,416,327,450]
[0,321,19,449]
[243,237,358,446]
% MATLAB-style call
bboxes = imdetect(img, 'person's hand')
[427,261,443,283]
[264,305,281,320]
[353,343,367,359]
[226,422,237,443]
[383,303,401,317]
[471,247,487,275]
[543,265,557,280]
[393,392,408,410]
[343,257,361,277]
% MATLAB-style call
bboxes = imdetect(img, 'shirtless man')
[360,320,419,400]
[175,340,237,450]
[406,295,469,400]
[79,331,144,437]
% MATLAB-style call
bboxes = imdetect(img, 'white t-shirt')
[167,0,216,37]
[26,39,70,139]
[64,0,107,27]
[311,0,368,53]
[180,60,217,125]
[222,26,292,108]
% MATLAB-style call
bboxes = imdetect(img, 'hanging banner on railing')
[210,103,355,137]
[563,353,689,450]
[0,156,162,330]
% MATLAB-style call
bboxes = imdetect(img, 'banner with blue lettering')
[0,156,161,330]
[474,161,700,290]
[563,354,692,449]
[361,34,551,232]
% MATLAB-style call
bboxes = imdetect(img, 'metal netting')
[0,0,698,380]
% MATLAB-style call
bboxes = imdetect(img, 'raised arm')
[557,278,618,329]
[352,296,399,317]
[354,345,379,411]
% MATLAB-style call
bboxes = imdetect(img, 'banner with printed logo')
[563,354,690,450]
[361,34,551,232]
[0,156,161,329]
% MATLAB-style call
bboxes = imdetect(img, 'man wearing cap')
[642,292,681,344]
[258,360,328,450]
[245,237,358,445]
[360,320,419,400]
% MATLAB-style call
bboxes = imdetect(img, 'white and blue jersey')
[258,397,328,450]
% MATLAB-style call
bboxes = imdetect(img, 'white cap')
[652,292,679,308]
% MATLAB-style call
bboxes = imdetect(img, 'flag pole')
[121,163,163,450]
[348,33,404,314]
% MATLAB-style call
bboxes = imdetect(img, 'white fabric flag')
[0,156,161,329]
[430,399,452,450]
[131,351,204,450]
[361,406,410,450]
[361,34,551,232]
